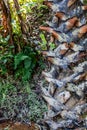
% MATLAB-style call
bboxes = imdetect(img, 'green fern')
[14,46,37,81]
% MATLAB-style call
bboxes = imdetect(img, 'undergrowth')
[0,0,48,123]
[0,0,48,81]
[0,36,46,81]
[0,78,47,122]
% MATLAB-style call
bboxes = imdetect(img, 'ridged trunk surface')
[40,0,87,129]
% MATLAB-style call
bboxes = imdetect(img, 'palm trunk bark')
[40,0,87,129]
[0,0,13,45]
[13,0,29,44]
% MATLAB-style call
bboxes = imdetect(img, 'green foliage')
[83,0,87,4]
[0,0,87,124]
[0,79,47,122]
[27,91,47,121]
[0,0,47,81]
[49,42,56,50]
[0,81,17,106]
[39,33,56,50]
[9,0,44,35]
[0,52,13,76]
[0,35,10,44]
[14,53,29,69]
[38,57,46,71]
[0,35,45,81]
[39,33,47,50]
[14,46,38,81]
[0,36,14,76]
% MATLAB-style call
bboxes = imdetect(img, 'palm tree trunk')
[0,0,13,45]
[40,0,87,129]
[13,0,29,44]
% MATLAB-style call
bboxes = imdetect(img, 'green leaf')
[24,59,32,69]
[5,35,10,41]
[14,53,29,69]
[40,33,47,45]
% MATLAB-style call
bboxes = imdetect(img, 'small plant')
[39,32,56,50]
[49,42,56,50]
[39,33,47,50]
[14,46,38,81]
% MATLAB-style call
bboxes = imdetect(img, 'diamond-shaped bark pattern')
[40,0,87,129]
